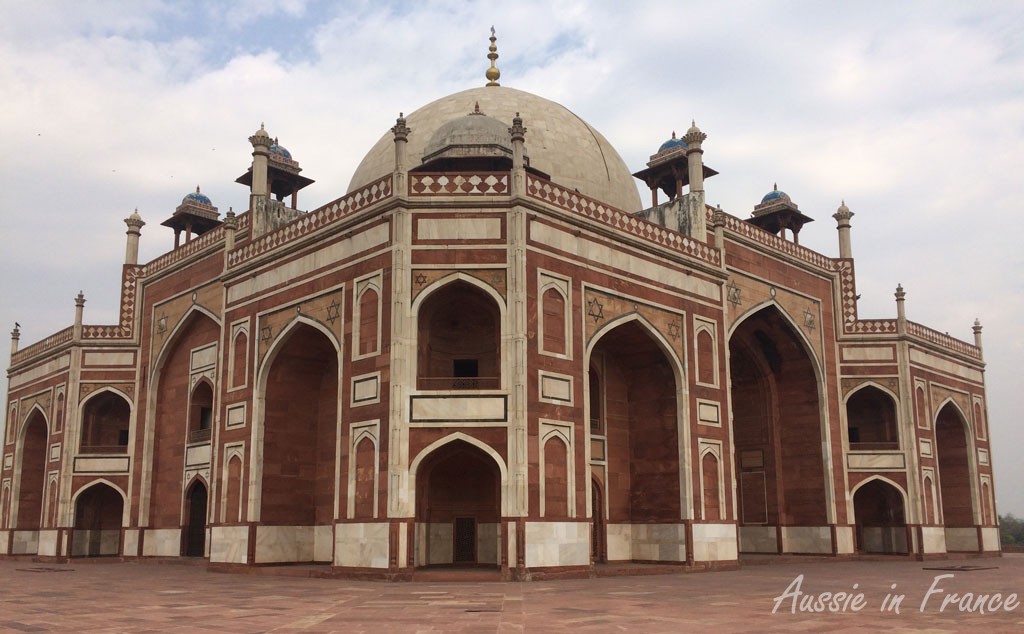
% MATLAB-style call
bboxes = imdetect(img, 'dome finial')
[485,26,501,87]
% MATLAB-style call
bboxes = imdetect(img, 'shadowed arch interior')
[151,311,220,528]
[853,479,907,554]
[846,385,898,449]
[415,439,500,566]
[16,411,48,530]
[74,483,123,556]
[261,323,338,529]
[729,306,827,540]
[935,403,974,529]
[590,320,681,522]
[417,281,501,390]
[80,391,131,453]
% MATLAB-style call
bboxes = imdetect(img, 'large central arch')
[729,304,830,554]
[586,315,689,563]
[254,318,340,564]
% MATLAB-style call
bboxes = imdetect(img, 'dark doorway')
[853,479,907,554]
[184,481,208,557]
[454,517,476,563]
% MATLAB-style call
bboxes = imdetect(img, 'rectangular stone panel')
[185,443,211,467]
[83,351,136,366]
[352,373,380,405]
[841,346,894,362]
[539,372,572,404]
[417,217,501,241]
[410,395,507,423]
[74,455,130,474]
[697,400,720,426]
[847,452,906,471]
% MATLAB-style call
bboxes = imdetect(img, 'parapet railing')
[410,172,509,196]
[907,320,981,360]
[527,175,721,267]
[227,176,393,268]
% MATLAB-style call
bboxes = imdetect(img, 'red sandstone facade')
[0,80,997,579]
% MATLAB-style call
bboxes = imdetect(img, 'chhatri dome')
[658,131,687,153]
[348,31,642,213]
[183,185,213,206]
[761,183,791,204]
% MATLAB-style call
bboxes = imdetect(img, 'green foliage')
[1000,514,1024,546]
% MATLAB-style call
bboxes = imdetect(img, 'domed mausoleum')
[1,32,998,579]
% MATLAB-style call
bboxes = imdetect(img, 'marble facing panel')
[781,526,832,554]
[11,530,39,555]
[210,526,249,564]
[920,526,947,554]
[981,527,1000,552]
[739,526,778,553]
[335,522,389,568]
[37,529,59,556]
[690,523,738,562]
[255,525,316,563]
[142,529,181,557]
[835,525,855,554]
[525,521,589,567]
[945,527,979,552]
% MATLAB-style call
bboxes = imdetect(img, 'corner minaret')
[392,112,411,197]
[485,27,501,87]
[124,208,145,265]
[509,111,527,194]
[833,200,854,258]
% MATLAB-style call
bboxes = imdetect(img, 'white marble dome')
[347,86,642,212]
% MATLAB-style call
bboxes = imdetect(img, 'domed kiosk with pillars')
[0,32,999,579]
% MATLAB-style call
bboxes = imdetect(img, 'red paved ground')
[0,555,1022,632]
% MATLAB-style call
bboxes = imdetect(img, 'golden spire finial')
[485,26,501,87]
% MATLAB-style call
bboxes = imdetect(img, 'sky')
[0,1,1021,515]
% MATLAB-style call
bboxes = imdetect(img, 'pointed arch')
[409,432,508,516]
[729,299,823,375]
[933,400,979,528]
[585,311,692,522]
[411,271,508,313]
[728,301,834,547]
[72,480,126,557]
[19,402,49,438]
[411,434,505,566]
[141,307,221,528]
[152,304,222,372]
[844,382,900,449]
[851,476,908,554]
[79,387,133,453]
[251,316,340,527]
[414,275,505,391]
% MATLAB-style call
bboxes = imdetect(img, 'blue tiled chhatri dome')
[183,186,212,206]
[269,140,292,160]
[761,183,791,203]
[658,131,687,153]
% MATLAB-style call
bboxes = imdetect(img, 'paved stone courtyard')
[1,555,1021,632]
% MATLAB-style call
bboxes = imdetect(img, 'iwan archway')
[729,304,831,555]
[413,438,502,568]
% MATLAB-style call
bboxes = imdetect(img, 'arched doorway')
[16,411,49,535]
[73,483,124,557]
[415,440,500,567]
[853,479,907,554]
[846,385,899,450]
[934,403,976,551]
[183,480,208,557]
[729,305,828,553]
[80,391,131,453]
[417,281,501,390]
[588,319,684,560]
[260,321,338,563]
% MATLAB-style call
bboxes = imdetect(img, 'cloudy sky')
[1,1,1021,515]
